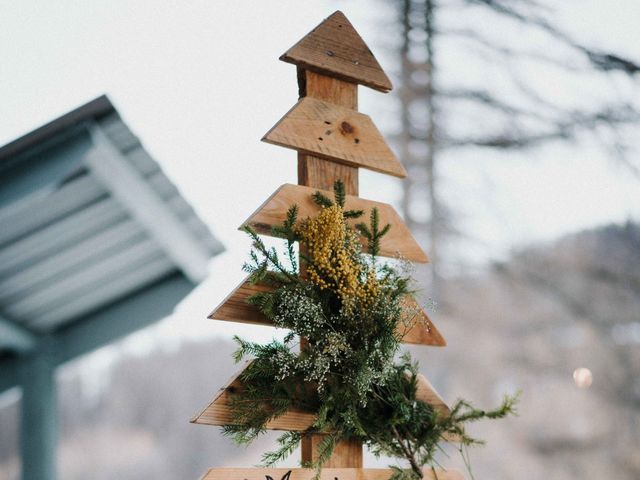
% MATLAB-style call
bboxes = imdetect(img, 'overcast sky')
[1,1,639,373]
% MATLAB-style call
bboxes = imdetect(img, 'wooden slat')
[241,184,426,262]
[190,361,316,431]
[300,69,358,109]
[280,11,393,93]
[263,98,406,178]
[201,467,464,480]
[295,64,362,465]
[301,436,362,468]
[399,296,447,347]
[209,277,446,347]
[416,374,450,417]
[191,363,452,432]
[209,279,273,327]
[298,153,359,194]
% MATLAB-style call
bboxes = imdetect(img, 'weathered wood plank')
[298,153,358,194]
[200,467,464,480]
[209,277,446,347]
[209,279,273,327]
[241,184,427,263]
[399,296,447,347]
[263,98,406,178]
[191,362,452,432]
[280,11,393,93]
[190,361,316,431]
[295,66,362,466]
[301,436,362,468]
[299,69,358,109]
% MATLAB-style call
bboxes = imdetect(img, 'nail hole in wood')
[324,120,331,125]
[354,138,360,144]
[318,137,323,141]
[325,130,332,135]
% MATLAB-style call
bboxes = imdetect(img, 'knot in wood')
[340,121,355,135]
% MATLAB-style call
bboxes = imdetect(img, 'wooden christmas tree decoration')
[192,11,466,479]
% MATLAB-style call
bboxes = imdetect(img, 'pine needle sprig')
[333,180,347,208]
[344,209,365,218]
[261,432,303,467]
[312,191,334,208]
[270,205,299,272]
[356,207,391,258]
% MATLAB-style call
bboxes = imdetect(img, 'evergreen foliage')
[227,180,517,479]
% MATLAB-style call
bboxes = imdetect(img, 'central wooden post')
[297,69,359,195]
[297,68,363,467]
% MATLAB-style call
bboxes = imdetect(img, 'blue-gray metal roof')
[0,95,223,360]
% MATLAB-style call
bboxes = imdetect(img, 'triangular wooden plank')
[209,277,446,347]
[209,279,273,327]
[241,184,426,262]
[190,361,316,431]
[262,98,406,178]
[191,363,452,432]
[200,467,464,480]
[399,296,447,347]
[280,11,393,93]
[416,374,450,417]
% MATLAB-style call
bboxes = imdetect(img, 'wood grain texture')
[241,184,427,263]
[191,363,451,432]
[190,361,316,431]
[298,154,358,194]
[295,67,363,466]
[297,69,359,197]
[263,97,406,178]
[200,467,464,480]
[301,436,362,468]
[209,277,446,347]
[208,279,272,326]
[299,69,358,109]
[280,11,393,93]
[399,296,447,346]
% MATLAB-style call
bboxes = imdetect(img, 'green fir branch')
[312,191,334,208]
[344,209,364,219]
[333,180,347,208]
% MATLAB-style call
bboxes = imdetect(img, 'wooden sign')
[201,468,464,480]
[191,362,452,431]
[263,99,406,178]
[280,11,393,93]
[208,277,447,347]
[241,184,426,262]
